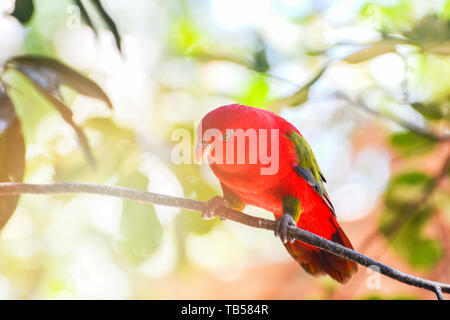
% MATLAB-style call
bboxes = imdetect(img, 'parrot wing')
[285,130,358,283]
[287,131,335,216]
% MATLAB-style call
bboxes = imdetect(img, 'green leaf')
[73,0,98,36]
[359,2,414,32]
[390,171,431,185]
[90,0,122,53]
[403,15,450,49]
[237,74,270,107]
[343,39,407,64]
[269,64,328,110]
[253,49,270,73]
[116,171,162,264]
[11,0,34,24]
[410,102,444,120]
[380,172,442,269]
[53,118,138,184]
[13,67,96,167]
[71,0,122,53]
[5,55,115,167]
[390,131,437,157]
[424,41,450,55]
[443,0,450,21]
[382,206,442,270]
[397,15,450,55]
[381,171,431,236]
[169,123,220,235]
[384,172,432,209]
[0,91,25,231]
[7,55,113,109]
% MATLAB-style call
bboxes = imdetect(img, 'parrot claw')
[274,214,297,244]
[202,196,229,220]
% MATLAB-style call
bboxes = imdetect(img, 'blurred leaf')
[170,18,203,54]
[382,206,442,269]
[169,123,220,235]
[0,91,25,231]
[166,122,221,268]
[73,0,98,36]
[359,2,414,32]
[381,171,431,237]
[384,172,432,208]
[116,171,162,264]
[435,189,450,220]
[11,63,61,98]
[344,39,406,64]
[414,55,450,102]
[391,171,431,185]
[7,55,113,109]
[40,91,95,166]
[390,131,437,157]
[171,163,219,235]
[1,69,55,145]
[381,172,442,269]
[11,0,34,24]
[167,17,252,69]
[443,0,450,21]
[5,55,116,166]
[238,74,270,107]
[90,0,122,53]
[70,0,122,52]
[403,15,450,50]
[54,118,136,183]
[23,25,57,56]
[425,41,450,55]
[269,64,328,110]
[85,117,134,141]
[253,49,270,73]
[13,68,96,167]
[410,102,444,120]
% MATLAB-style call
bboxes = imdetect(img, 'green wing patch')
[287,131,335,215]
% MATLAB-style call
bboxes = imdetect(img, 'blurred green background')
[0,0,449,299]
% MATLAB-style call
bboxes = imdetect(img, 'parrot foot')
[201,196,229,220]
[274,214,297,244]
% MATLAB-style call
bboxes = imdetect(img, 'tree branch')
[335,92,450,142]
[0,182,449,299]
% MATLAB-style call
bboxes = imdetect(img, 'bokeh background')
[0,0,449,299]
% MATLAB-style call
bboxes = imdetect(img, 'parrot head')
[195,104,281,176]
[195,104,267,162]
[196,104,238,162]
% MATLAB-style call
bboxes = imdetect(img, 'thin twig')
[336,92,450,142]
[214,55,450,143]
[435,287,444,300]
[189,50,449,142]
[0,182,448,299]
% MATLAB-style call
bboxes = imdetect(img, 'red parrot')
[195,104,357,283]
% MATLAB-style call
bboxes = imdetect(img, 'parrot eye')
[222,129,234,140]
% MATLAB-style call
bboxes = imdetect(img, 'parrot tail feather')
[284,218,358,284]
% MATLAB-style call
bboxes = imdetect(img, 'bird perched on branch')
[195,104,357,283]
